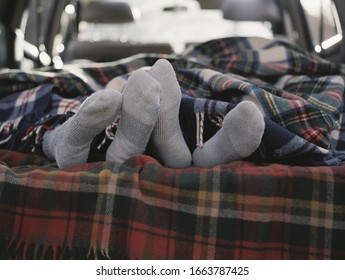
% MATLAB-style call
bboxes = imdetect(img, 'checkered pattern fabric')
[0,152,344,259]
[1,37,345,259]
[81,37,345,165]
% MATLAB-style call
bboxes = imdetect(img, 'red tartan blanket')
[1,149,344,259]
[1,37,345,260]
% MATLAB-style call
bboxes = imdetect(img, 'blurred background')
[0,0,344,69]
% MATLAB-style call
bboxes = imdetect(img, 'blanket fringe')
[88,244,112,260]
[0,238,127,260]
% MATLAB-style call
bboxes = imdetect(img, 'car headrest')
[80,1,137,23]
[222,0,281,23]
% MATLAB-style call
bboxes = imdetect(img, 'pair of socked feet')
[42,59,265,169]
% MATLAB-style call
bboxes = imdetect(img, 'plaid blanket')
[1,37,345,259]
[0,151,344,259]
[80,37,345,166]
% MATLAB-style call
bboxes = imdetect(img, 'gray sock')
[148,59,192,168]
[192,101,265,167]
[106,70,161,164]
[42,89,122,168]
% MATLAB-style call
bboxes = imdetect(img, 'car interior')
[1,0,344,69]
[1,0,345,260]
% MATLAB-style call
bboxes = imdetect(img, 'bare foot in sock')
[192,101,265,167]
[106,69,161,164]
[148,59,192,168]
[42,89,122,168]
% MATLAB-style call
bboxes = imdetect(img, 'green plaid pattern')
[1,37,345,259]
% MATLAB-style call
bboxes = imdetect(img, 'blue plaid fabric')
[1,37,345,165]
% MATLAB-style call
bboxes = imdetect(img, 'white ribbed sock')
[192,101,265,167]
[106,70,161,164]
[42,89,122,168]
[148,59,192,168]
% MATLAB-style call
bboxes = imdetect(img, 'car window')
[300,0,343,54]
[71,0,274,54]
